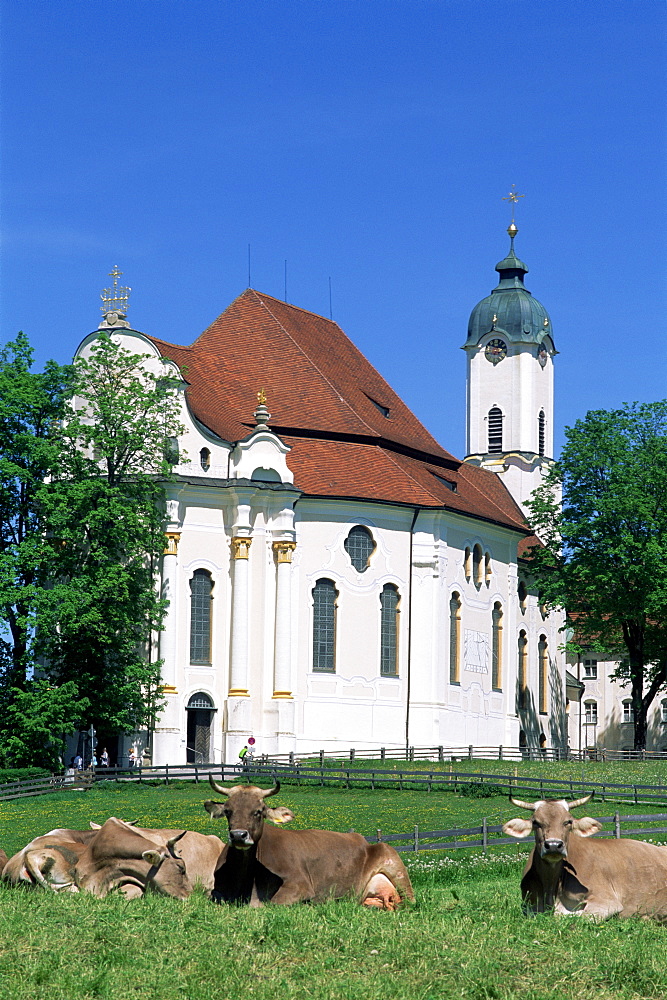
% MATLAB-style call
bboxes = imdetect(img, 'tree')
[0,334,89,765]
[526,401,667,750]
[38,333,184,738]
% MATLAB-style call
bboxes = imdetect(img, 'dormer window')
[365,394,390,418]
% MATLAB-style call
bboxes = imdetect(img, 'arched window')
[312,579,338,673]
[622,700,634,724]
[485,551,492,585]
[538,634,548,715]
[492,602,503,691]
[449,592,461,685]
[200,448,211,472]
[661,699,667,724]
[472,544,483,588]
[584,700,598,724]
[488,407,503,453]
[464,547,471,581]
[518,630,528,709]
[380,584,400,676]
[538,410,546,457]
[190,570,213,664]
[517,580,527,613]
[344,526,375,572]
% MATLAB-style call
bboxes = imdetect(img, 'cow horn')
[260,782,280,798]
[565,794,592,810]
[208,774,234,796]
[166,830,187,852]
[510,797,540,811]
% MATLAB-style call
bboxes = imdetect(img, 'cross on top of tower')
[100,266,131,318]
[502,185,525,240]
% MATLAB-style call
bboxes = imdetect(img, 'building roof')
[148,288,530,534]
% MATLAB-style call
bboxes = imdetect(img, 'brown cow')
[503,795,667,921]
[75,817,193,899]
[2,827,98,890]
[91,820,224,895]
[204,778,414,909]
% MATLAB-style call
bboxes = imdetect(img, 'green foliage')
[0,680,89,771]
[34,334,185,735]
[0,766,50,784]
[526,401,667,749]
[459,780,505,798]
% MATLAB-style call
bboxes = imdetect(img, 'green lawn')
[1,781,666,1000]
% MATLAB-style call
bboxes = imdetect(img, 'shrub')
[459,780,505,798]
[0,767,51,785]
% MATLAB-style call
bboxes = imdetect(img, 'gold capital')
[272,540,297,564]
[160,684,178,694]
[228,688,249,697]
[272,690,293,699]
[231,536,252,560]
[164,532,181,555]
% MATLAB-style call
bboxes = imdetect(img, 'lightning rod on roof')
[248,244,251,288]
[329,276,333,320]
[284,260,287,302]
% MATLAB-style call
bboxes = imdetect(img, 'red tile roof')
[147,289,530,535]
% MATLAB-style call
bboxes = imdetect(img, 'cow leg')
[360,844,415,908]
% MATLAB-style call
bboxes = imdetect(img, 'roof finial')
[254,389,271,430]
[99,265,131,328]
[502,185,524,247]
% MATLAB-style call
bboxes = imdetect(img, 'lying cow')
[503,795,667,921]
[204,778,414,909]
[90,820,224,894]
[3,819,192,899]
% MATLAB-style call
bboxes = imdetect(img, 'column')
[229,536,252,697]
[160,532,180,692]
[272,540,296,698]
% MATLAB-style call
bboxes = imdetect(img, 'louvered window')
[538,635,548,714]
[312,579,338,672]
[488,407,503,453]
[538,411,545,457]
[344,526,375,572]
[190,570,213,664]
[380,585,400,676]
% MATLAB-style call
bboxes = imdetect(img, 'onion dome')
[464,226,555,349]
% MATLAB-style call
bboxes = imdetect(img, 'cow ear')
[266,806,295,825]
[142,849,165,867]
[502,818,533,839]
[204,800,226,818]
[89,822,101,829]
[574,816,602,837]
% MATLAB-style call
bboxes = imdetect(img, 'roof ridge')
[249,290,380,439]
[249,289,343,327]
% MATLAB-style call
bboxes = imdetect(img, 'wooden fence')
[3,760,667,808]
[368,812,667,853]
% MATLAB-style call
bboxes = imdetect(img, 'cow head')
[204,778,292,850]
[503,796,602,862]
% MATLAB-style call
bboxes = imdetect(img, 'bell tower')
[462,196,556,513]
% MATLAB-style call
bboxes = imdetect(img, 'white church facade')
[75,226,568,765]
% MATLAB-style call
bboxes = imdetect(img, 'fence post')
[498,745,503,760]
[614,811,621,839]
[289,751,295,766]
[483,817,488,854]
[409,746,414,762]
[413,825,419,852]
[320,750,324,767]
[468,745,473,760]
[381,747,386,760]
[194,766,199,784]
[438,746,444,763]
[165,763,169,786]
[350,748,355,762]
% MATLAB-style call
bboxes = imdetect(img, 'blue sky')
[1,0,665,458]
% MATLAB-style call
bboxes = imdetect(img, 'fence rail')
[263,744,667,764]
[4,757,667,806]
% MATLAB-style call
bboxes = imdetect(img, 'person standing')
[100,748,109,768]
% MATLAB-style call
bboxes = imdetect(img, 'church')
[75,223,566,765]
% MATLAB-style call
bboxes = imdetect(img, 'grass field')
[1,780,666,1000]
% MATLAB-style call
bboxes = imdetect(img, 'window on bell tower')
[488,407,503,454]
[538,410,545,457]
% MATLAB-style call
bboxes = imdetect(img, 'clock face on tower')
[484,338,507,365]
